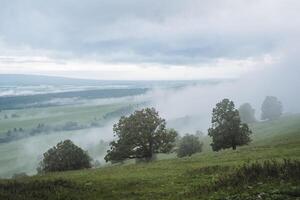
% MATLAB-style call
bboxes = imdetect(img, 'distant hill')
[0,74,135,86]
[0,74,230,87]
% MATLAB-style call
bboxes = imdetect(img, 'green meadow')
[1,114,299,199]
[0,103,128,135]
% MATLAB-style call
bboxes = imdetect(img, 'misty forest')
[0,1,300,200]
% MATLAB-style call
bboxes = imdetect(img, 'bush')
[215,159,300,187]
[0,179,85,200]
[261,96,283,120]
[37,140,92,173]
[239,103,256,123]
[177,134,203,157]
[12,172,28,179]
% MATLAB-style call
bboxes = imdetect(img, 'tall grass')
[215,159,300,187]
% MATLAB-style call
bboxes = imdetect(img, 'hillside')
[1,114,300,200]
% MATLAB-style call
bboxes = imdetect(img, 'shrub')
[12,172,28,179]
[215,159,300,187]
[261,96,283,120]
[38,140,92,173]
[0,179,85,200]
[239,103,256,123]
[177,134,203,157]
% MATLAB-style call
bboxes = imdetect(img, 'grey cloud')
[0,0,300,65]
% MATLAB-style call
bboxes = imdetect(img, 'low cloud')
[1,0,299,72]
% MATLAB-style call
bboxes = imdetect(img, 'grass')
[1,114,300,199]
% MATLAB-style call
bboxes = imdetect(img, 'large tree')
[261,96,283,120]
[104,108,177,162]
[37,140,92,173]
[208,99,252,151]
[239,103,256,123]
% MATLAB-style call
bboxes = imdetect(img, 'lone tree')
[104,108,177,162]
[177,134,203,157]
[239,103,256,123]
[261,96,283,120]
[38,140,92,173]
[208,99,252,151]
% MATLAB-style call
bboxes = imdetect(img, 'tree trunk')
[232,145,236,150]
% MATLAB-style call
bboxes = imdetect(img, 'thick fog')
[1,58,299,178]
[149,51,300,133]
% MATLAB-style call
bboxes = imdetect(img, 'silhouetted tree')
[239,103,256,123]
[38,140,92,173]
[208,99,252,151]
[177,134,203,157]
[104,108,177,162]
[261,96,283,120]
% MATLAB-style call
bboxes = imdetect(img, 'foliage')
[104,108,178,162]
[1,114,300,200]
[177,134,203,157]
[261,96,283,120]
[38,140,92,173]
[239,103,256,123]
[0,179,86,200]
[215,159,300,187]
[208,99,252,151]
[11,172,28,179]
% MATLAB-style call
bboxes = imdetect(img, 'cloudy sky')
[0,0,299,80]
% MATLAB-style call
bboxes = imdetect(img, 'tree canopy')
[261,96,283,120]
[208,99,252,151]
[239,103,256,123]
[104,108,177,162]
[38,140,92,173]
[177,134,203,157]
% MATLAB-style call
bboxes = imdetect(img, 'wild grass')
[0,178,88,200]
[215,159,300,188]
[0,114,300,199]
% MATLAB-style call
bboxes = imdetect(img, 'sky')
[0,0,299,80]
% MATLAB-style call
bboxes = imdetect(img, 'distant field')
[0,127,110,178]
[0,100,142,178]
[1,114,299,199]
[0,88,147,109]
[0,103,127,135]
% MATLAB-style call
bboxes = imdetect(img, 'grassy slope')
[1,114,300,200]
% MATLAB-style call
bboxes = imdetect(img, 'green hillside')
[1,114,300,200]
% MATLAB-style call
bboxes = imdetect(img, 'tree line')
[37,96,283,173]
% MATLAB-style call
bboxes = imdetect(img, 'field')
[1,114,299,199]
[0,103,128,134]
[0,101,140,178]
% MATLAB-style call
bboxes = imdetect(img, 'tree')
[38,140,92,173]
[239,103,256,123]
[104,108,178,162]
[261,96,283,120]
[177,134,203,157]
[208,99,252,151]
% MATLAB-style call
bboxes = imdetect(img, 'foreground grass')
[1,114,300,199]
